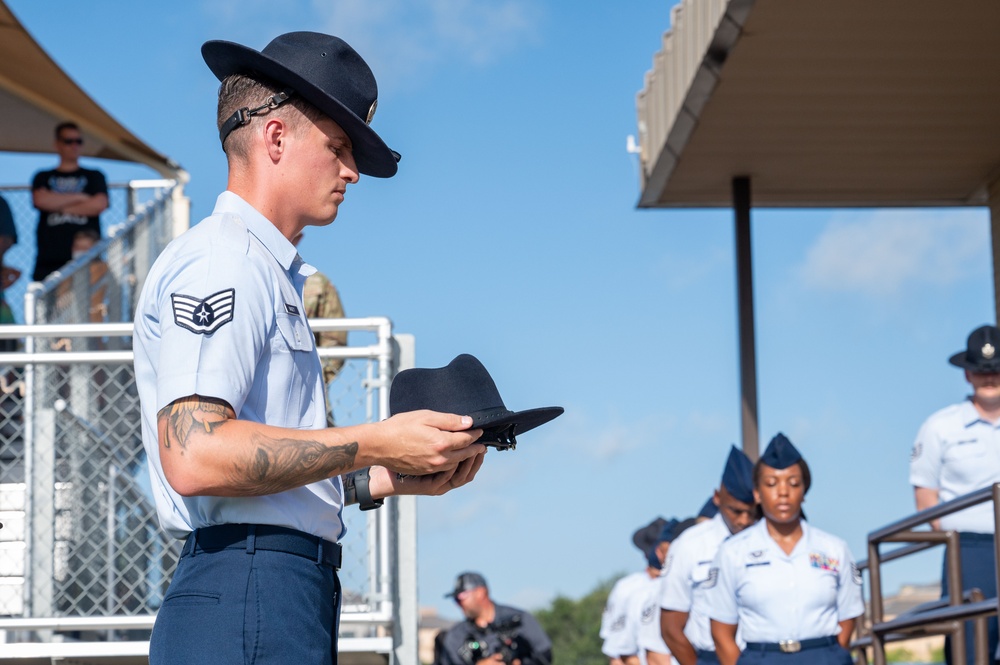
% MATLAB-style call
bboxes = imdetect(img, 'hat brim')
[202,40,398,178]
[949,351,1000,373]
[469,406,564,441]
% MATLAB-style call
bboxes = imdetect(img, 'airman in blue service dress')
[706,435,863,665]
[133,31,487,665]
[660,446,757,665]
[602,518,673,665]
[639,518,696,665]
[910,325,1000,665]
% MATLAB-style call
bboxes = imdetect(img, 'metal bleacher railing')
[0,180,419,665]
[854,485,1000,665]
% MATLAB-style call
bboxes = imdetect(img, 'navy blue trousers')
[150,536,341,664]
[941,532,999,665]
[696,649,720,664]
[736,644,853,665]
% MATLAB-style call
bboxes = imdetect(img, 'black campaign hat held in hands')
[202,31,400,177]
[949,325,1000,374]
[389,354,563,451]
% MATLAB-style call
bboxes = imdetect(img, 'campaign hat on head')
[444,571,487,598]
[202,31,400,177]
[632,517,668,554]
[949,325,1000,373]
[760,433,803,470]
[721,445,754,503]
[389,354,563,451]
[698,497,719,520]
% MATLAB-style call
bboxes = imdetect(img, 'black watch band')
[356,467,384,511]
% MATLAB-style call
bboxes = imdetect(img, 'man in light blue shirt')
[910,324,1000,665]
[660,446,756,665]
[133,32,486,665]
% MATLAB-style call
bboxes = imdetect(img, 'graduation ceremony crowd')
[600,324,1000,665]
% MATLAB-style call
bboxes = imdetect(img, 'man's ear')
[263,117,289,163]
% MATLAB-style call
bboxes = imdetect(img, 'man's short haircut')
[55,122,80,139]
[217,73,325,160]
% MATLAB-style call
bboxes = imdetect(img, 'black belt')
[183,523,342,570]
[744,636,838,653]
[695,649,720,662]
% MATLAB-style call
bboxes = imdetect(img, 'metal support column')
[733,176,759,460]
[988,178,1000,324]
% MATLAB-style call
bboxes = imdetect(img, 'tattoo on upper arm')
[157,396,233,452]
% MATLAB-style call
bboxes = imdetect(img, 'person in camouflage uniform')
[297,233,347,426]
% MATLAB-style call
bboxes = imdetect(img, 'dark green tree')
[533,576,622,665]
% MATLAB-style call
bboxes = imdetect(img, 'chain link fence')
[0,322,409,662]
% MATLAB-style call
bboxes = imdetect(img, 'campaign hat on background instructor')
[949,325,1000,374]
[202,31,400,177]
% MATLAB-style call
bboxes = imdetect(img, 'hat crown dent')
[390,354,508,418]
[261,32,377,125]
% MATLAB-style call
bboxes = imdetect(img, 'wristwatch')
[355,466,384,511]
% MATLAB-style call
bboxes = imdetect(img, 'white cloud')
[652,245,730,292]
[798,209,989,296]
[311,0,542,87]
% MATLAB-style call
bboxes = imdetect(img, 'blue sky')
[1,0,995,621]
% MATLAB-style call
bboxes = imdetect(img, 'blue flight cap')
[721,445,754,503]
[760,432,803,469]
[698,497,719,519]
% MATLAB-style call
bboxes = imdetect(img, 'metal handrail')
[857,483,1000,665]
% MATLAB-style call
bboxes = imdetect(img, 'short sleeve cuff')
[158,371,246,414]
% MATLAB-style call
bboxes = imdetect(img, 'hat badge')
[983,343,996,360]
[366,100,377,125]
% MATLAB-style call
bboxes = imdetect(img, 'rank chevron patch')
[171,289,235,334]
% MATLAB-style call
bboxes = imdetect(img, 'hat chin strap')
[219,88,296,149]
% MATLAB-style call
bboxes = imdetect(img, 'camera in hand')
[458,614,534,664]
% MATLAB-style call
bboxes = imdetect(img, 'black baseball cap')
[445,571,488,598]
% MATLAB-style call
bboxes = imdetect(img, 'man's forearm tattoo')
[234,435,358,495]
[157,396,359,495]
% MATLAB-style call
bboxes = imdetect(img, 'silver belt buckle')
[779,640,801,653]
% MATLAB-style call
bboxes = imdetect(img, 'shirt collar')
[213,191,315,276]
[960,398,993,428]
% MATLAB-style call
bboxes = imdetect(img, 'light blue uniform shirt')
[601,570,649,659]
[637,574,671,656]
[910,399,1000,533]
[660,513,741,652]
[133,192,342,542]
[705,520,864,643]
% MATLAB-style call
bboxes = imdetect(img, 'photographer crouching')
[436,572,553,665]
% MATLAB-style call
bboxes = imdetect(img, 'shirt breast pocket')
[274,312,315,354]
[692,561,713,587]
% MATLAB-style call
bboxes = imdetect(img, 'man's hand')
[369,448,486,500]
[475,656,504,665]
[366,410,485,476]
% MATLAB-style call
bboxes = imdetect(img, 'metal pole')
[106,464,118,641]
[946,531,968,665]
[987,179,1000,323]
[732,176,759,460]
[868,539,885,665]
